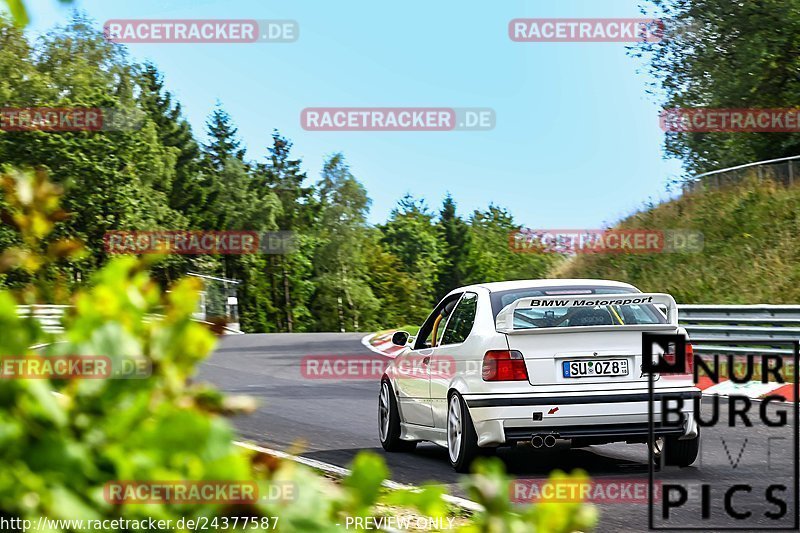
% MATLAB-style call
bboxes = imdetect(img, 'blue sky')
[20,0,683,228]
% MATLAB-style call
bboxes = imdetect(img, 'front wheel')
[447,392,481,473]
[378,380,416,452]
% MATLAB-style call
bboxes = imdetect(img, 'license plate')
[562,359,628,378]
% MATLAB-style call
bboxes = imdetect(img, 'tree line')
[0,15,557,332]
[640,0,800,175]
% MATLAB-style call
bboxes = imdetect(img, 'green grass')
[374,325,420,338]
[553,176,800,303]
[397,324,421,336]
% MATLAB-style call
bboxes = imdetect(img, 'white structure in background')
[187,272,242,333]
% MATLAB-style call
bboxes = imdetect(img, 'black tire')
[378,380,416,452]
[665,431,700,467]
[653,427,700,467]
[447,392,481,473]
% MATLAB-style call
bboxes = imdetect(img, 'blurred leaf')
[342,452,388,513]
[3,0,29,26]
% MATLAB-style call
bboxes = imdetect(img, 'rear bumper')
[463,389,701,447]
[504,422,685,441]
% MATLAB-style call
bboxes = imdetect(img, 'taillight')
[482,350,528,381]
[663,342,694,375]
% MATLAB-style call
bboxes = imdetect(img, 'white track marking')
[233,440,484,513]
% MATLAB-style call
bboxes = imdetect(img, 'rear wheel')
[652,428,700,467]
[447,392,481,473]
[379,380,416,452]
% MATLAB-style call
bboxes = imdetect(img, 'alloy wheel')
[447,395,463,463]
[379,382,390,442]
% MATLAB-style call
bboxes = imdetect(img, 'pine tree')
[257,132,317,332]
[199,104,251,229]
[262,131,316,228]
[204,103,245,172]
[138,63,206,222]
[435,194,474,297]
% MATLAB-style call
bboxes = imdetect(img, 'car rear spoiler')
[495,292,679,334]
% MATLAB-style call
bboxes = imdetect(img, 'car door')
[429,292,479,429]
[395,293,462,427]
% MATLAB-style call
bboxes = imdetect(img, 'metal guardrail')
[679,304,800,355]
[17,305,70,333]
[16,305,244,335]
[16,304,800,349]
[682,154,800,193]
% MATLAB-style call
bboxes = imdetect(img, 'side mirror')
[392,330,410,347]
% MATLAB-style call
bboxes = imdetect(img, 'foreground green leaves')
[2,0,74,27]
[0,258,597,531]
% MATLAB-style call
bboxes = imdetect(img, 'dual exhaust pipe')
[531,434,557,448]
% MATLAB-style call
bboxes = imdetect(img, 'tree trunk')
[341,265,358,330]
[282,258,293,333]
[337,296,345,333]
[269,255,283,331]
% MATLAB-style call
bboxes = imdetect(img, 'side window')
[414,293,463,350]
[441,292,478,346]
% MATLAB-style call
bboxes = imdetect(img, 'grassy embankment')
[552,176,800,303]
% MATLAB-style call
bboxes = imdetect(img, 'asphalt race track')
[198,333,799,532]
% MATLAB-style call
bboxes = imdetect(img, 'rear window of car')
[490,286,667,329]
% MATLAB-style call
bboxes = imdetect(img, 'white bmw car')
[378,279,700,472]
